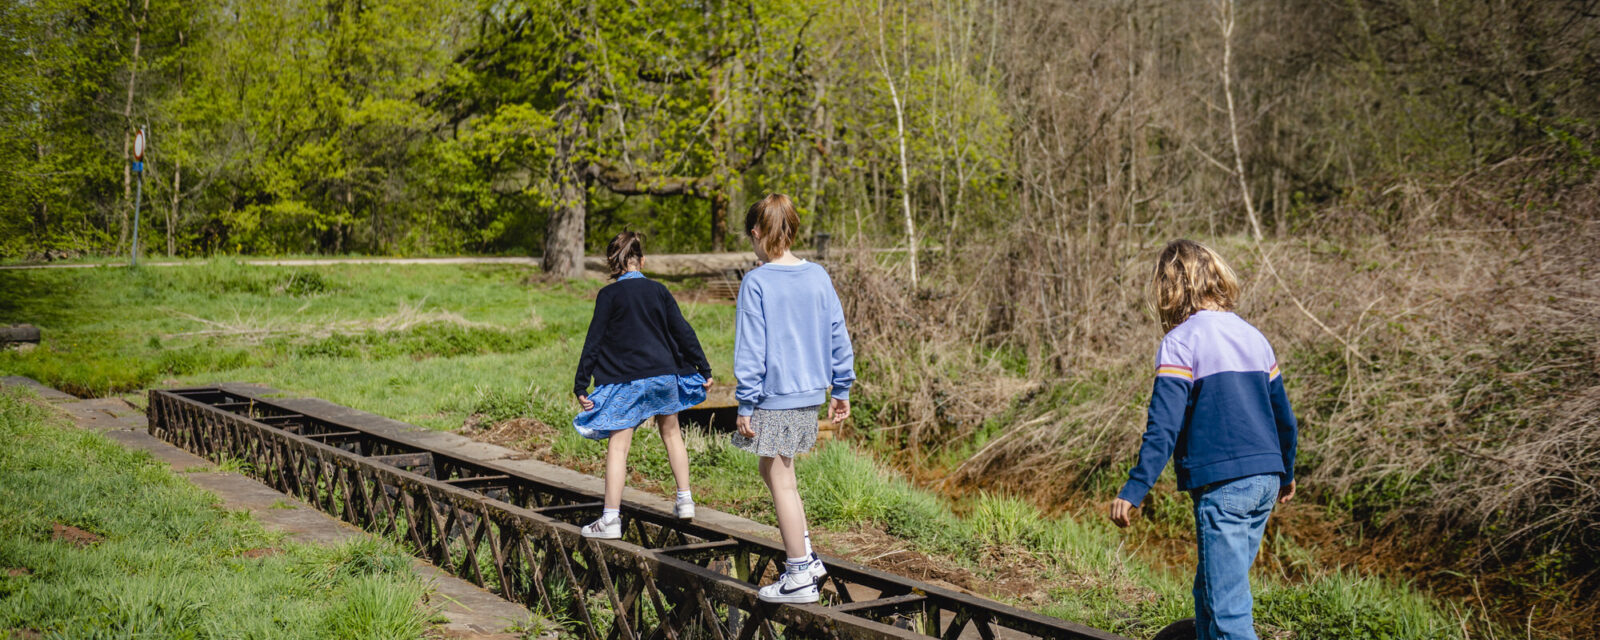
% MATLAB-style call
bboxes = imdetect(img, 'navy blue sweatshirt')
[1117,310,1299,506]
[573,272,711,397]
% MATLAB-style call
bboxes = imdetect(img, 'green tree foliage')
[438,0,821,275]
[0,0,182,257]
[172,0,468,254]
[0,1,1592,262]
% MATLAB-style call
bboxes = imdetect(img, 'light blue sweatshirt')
[734,261,855,416]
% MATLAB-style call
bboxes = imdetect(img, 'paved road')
[0,252,799,277]
[0,256,540,269]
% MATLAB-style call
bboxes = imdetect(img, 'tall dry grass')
[818,1,1598,633]
[833,162,1600,634]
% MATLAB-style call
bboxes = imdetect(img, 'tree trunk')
[35,142,47,234]
[542,2,596,278]
[709,60,729,252]
[544,71,590,278]
[169,30,184,257]
[119,0,152,251]
[544,157,587,278]
[710,190,729,251]
[1219,0,1263,241]
[872,0,917,285]
[169,147,181,257]
[805,76,826,221]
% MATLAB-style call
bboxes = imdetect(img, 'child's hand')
[830,398,851,424]
[702,377,714,389]
[1108,498,1136,528]
[736,415,756,438]
[1278,479,1296,504]
[577,395,594,411]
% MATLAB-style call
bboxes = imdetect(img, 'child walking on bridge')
[1109,240,1299,640]
[573,231,715,539]
[734,194,855,604]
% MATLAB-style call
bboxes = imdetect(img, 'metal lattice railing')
[147,386,1131,640]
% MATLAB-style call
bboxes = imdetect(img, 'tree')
[0,0,174,258]
[583,1,814,252]
[443,0,814,278]
[170,0,465,254]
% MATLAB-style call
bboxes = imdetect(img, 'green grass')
[542,419,1476,639]
[0,260,1489,639]
[0,388,432,639]
[0,259,736,430]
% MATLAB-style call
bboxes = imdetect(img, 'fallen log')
[0,324,40,344]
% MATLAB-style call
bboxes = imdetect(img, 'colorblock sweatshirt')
[573,271,712,396]
[733,261,855,416]
[1117,310,1299,507]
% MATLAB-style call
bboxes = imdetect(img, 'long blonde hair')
[1150,239,1241,332]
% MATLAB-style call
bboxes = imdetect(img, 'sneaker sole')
[580,531,622,539]
[757,592,819,604]
[677,507,695,519]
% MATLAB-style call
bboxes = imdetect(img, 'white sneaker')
[757,569,819,604]
[675,496,695,519]
[581,515,621,539]
[807,553,826,583]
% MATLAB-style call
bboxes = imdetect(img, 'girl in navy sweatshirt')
[573,231,714,538]
[1109,240,1299,640]
[734,193,855,604]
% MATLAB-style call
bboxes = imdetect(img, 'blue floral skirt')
[573,373,707,440]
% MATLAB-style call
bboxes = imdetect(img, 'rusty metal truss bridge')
[147,386,1135,640]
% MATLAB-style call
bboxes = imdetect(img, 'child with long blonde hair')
[1109,239,1299,640]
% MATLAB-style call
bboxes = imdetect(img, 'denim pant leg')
[1192,474,1280,640]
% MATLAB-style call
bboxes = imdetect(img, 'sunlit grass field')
[0,260,735,429]
[0,388,434,639]
[0,260,1485,639]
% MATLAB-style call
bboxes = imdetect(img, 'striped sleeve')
[1156,363,1193,380]
[1118,336,1195,507]
[1266,346,1297,483]
[1154,335,1195,380]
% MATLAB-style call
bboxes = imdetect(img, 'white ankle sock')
[602,507,620,521]
[804,530,814,556]
[785,557,810,574]
[676,489,692,502]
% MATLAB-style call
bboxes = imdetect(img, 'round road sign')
[133,128,145,161]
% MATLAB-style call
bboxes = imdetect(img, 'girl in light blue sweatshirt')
[733,193,855,604]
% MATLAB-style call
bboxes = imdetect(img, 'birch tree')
[864,0,918,285]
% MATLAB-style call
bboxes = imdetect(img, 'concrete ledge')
[203,381,783,539]
[0,376,76,403]
[101,429,214,470]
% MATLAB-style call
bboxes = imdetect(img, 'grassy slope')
[0,388,433,639]
[0,260,735,429]
[528,416,1471,639]
[0,261,1480,639]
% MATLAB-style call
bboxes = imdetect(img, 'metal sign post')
[131,126,146,267]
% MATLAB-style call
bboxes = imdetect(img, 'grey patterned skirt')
[732,406,822,458]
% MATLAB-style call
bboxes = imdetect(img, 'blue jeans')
[1191,473,1279,640]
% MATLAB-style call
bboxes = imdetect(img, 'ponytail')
[606,231,645,280]
[743,193,800,258]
